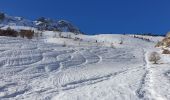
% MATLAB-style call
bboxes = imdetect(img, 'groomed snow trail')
[0,35,168,100]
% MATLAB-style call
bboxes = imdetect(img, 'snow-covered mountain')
[35,17,81,34]
[0,12,35,27]
[0,12,82,34]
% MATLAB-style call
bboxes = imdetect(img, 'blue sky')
[0,0,170,35]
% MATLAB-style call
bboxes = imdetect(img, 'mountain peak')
[0,13,83,34]
[35,17,82,34]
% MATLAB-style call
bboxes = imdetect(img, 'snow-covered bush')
[148,52,161,64]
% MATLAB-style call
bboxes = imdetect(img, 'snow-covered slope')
[0,31,169,100]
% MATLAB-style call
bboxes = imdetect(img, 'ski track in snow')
[136,50,165,100]
[0,35,168,100]
[0,37,115,100]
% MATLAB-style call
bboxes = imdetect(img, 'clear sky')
[0,0,170,35]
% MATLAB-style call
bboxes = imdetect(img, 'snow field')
[0,32,169,100]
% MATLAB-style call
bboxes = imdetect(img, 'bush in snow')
[148,52,161,64]
[58,32,62,38]
[0,28,18,37]
[53,33,57,38]
[19,30,35,39]
[119,37,123,44]
[155,41,163,47]
[62,41,66,47]
[68,34,71,39]
[157,37,170,47]
[74,37,81,41]
[166,31,170,37]
[162,49,170,54]
[110,43,115,48]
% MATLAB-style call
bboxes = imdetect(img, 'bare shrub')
[166,31,170,37]
[59,32,62,38]
[78,42,80,46]
[119,40,123,44]
[155,41,163,47]
[74,37,81,41]
[162,49,170,54]
[133,35,151,42]
[53,33,57,38]
[0,28,18,37]
[110,43,115,48]
[156,37,170,47]
[67,34,71,39]
[148,52,161,64]
[19,30,34,39]
[62,41,66,47]
[0,28,39,39]
[119,37,123,44]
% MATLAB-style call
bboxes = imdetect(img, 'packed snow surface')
[0,32,169,100]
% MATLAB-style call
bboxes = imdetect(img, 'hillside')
[1,30,170,100]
